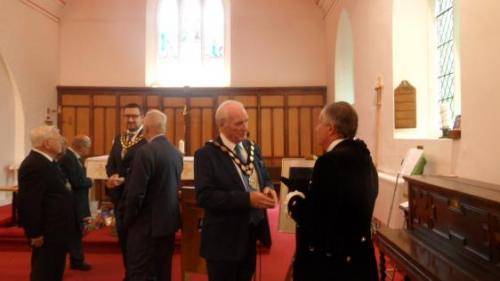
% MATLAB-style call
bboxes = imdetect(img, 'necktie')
[235,144,263,225]
[235,144,251,191]
[235,143,247,164]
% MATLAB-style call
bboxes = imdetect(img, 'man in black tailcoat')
[286,102,379,281]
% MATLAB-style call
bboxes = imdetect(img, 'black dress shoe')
[70,262,92,271]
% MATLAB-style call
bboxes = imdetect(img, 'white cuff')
[285,191,306,206]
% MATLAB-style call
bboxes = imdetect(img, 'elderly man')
[123,109,183,281]
[194,100,278,281]
[58,135,93,271]
[17,126,77,281]
[286,102,379,281]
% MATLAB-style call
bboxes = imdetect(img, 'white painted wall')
[59,0,327,87]
[59,0,147,86]
[0,0,60,204]
[325,0,500,186]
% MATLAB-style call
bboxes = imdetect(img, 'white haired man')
[194,100,277,281]
[17,126,77,281]
[123,109,183,281]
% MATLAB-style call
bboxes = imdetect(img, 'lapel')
[215,137,246,191]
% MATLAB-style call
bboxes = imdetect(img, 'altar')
[85,155,194,204]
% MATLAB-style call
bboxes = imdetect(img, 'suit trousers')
[68,225,85,266]
[126,223,175,281]
[206,226,257,281]
[30,240,67,281]
[114,200,129,277]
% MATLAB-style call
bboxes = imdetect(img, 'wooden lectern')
[180,186,206,281]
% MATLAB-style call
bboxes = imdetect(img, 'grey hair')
[72,135,91,149]
[320,101,358,138]
[144,109,167,133]
[215,100,245,127]
[30,126,60,148]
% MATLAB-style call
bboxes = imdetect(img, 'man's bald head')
[215,100,249,143]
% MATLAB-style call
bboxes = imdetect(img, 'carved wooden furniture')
[376,175,500,281]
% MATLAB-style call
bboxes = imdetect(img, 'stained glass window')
[156,0,226,86]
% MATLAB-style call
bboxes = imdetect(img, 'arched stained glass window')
[155,0,227,86]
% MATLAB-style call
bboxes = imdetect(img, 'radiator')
[373,171,407,229]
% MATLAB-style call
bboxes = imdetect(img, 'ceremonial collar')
[211,137,256,177]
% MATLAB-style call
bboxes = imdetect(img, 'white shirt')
[127,125,144,141]
[326,138,345,152]
[219,133,249,186]
[32,148,54,162]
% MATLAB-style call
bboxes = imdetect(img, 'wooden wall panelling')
[260,109,272,157]
[76,107,90,136]
[93,108,105,155]
[163,97,187,148]
[299,107,312,156]
[104,108,117,154]
[273,109,284,157]
[287,108,299,157]
[61,107,76,143]
[57,86,327,169]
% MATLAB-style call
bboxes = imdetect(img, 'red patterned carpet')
[0,205,403,280]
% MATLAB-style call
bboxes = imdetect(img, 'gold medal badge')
[120,133,144,159]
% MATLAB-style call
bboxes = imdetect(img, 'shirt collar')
[149,134,164,142]
[68,147,81,159]
[127,125,143,138]
[326,138,345,152]
[32,148,54,162]
[219,133,239,151]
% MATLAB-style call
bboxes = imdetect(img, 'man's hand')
[250,192,276,209]
[31,236,44,248]
[263,187,278,205]
[106,174,124,188]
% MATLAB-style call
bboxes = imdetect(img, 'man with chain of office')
[105,102,147,281]
[194,100,278,281]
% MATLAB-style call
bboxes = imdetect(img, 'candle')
[178,139,185,154]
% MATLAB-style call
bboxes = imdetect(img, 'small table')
[0,186,19,226]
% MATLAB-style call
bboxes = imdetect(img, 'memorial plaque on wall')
[394,80,416,128]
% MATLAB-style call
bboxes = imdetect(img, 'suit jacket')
[17,151,76,244]
[123,135,183,237]
[288,139,379,281]
[194,138,274,261]
[58,149,92,220]
[105,131,147,205]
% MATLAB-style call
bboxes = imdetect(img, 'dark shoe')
[70,262,92,271]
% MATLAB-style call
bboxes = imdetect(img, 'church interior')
[1,0,499,280]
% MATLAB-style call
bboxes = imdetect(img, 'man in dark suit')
[123,109,183,281]
[286,102,379,281]
[194,100,278,281]
[17,126,77,281]
[59,134,93,271]
[106,103,147,280]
